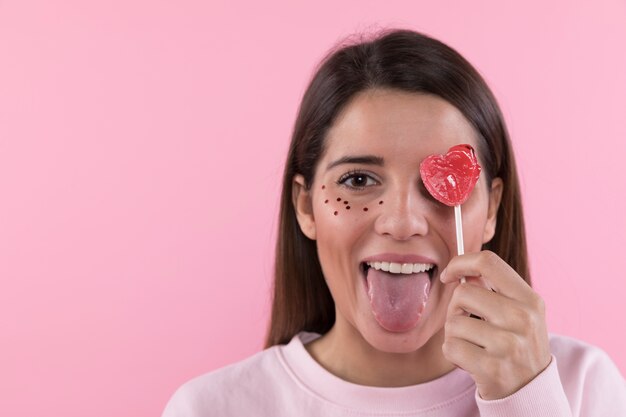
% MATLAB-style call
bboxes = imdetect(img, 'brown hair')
[265,28,529,348]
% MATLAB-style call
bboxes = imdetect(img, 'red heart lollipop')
[419,144,482,206]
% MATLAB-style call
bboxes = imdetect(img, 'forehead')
[323,89,480,162]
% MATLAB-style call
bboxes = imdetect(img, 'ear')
[482,177,503,244]
[292,174,317,240]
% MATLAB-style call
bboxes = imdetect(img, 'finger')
[464,275,491,291]
[441,251,535,303]
[444,314,512,355]
[442,336,485,375]
[447,281,530,330]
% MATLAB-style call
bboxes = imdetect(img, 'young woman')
[163,29,626,416]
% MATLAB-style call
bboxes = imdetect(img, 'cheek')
[315,185,382,309]
[317,183,385,229]
[459,199,490,251]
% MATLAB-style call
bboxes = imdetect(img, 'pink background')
[1,1,625,416]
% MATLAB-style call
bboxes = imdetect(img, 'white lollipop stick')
[454,204,466,284]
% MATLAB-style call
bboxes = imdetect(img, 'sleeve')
[474,355,573,417]
[573,346,626,416]
[475,345,626,417]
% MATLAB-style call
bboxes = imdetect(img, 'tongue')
[366,268,431,332]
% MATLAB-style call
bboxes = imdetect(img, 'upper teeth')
[366,261,435,274]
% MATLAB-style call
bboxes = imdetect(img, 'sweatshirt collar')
[277,331,476,413]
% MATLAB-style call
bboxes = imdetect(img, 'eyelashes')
[336,169,442,204]
[336,170,379,191]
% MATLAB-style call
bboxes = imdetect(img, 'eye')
[336,170,378,191]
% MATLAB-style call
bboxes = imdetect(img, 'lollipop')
[419,144,481,283]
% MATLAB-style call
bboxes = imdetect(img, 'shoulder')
[161,345,285,417]
[547,333,626,415]
[548,332,621,373]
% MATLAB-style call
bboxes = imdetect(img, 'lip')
[361,253,438,266]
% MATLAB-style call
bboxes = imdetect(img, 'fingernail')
[440,268,447,282]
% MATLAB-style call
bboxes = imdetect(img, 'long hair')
[265,29,529,348]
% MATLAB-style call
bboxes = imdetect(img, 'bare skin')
[293,88,550,399]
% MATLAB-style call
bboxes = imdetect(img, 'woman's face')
[293,89,502,353]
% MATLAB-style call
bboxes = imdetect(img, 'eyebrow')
[325,155,385,172]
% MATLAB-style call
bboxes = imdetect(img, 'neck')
[304,318,456,387]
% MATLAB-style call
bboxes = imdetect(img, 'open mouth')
[359,261,436,332]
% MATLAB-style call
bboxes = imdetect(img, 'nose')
[374,184,429,241]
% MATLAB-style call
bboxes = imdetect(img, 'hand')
[440,250,552,400]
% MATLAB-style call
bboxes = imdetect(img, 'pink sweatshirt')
[162,332,626,416]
